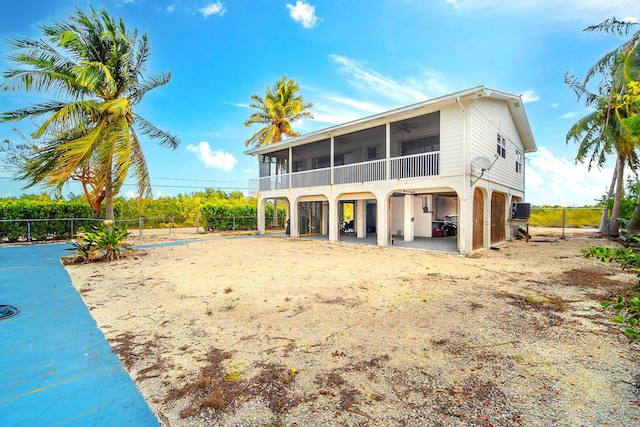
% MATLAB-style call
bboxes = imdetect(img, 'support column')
[356,199,366,238]
[329,196,339,242]
[377,194,390,247]
[290,200,300,238]
[404,195,415,242]
[322,201,329,236]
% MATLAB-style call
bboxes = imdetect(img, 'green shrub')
[0,200,95,241]
[72,222,131,262]
[584,243,640,343]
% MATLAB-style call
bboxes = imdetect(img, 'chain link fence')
[529,206,607,237]
[0,214,289,243]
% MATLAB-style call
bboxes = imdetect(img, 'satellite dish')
[472,156,493,170]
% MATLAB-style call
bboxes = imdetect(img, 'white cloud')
[200,2,226,18]
[551,103,559,108]
[520,90,539,103]
[320,95,384,115]
[167,5,175,13]
[286,1,321,28]
[330,54,441,104]
[525,146,614,206]
[186,142,237,171]
[560,112,578,119]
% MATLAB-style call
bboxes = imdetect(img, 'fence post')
[196,217,200,234]
[27,221,31,242]
[139,217,143,236]
[170,216,174,235]
[70,218,74,238]
[562,208,566,240]
[233,216,236,231]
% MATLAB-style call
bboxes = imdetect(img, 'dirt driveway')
[66,230,640,426]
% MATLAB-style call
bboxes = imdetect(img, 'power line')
[150,176,248,184]
[121,183,249,190]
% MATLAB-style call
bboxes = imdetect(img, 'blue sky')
[1,0,639,206]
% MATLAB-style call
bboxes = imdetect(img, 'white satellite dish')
[472,156,493,171]
[470,156,497,186]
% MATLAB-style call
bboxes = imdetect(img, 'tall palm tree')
[566,75,638,236]
[244,76,313,147]
[0,7,179,221]
[244,76,313,226]
[566,18,640,236]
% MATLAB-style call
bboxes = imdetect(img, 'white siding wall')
[439,105,465,177]
[469,98,526,192]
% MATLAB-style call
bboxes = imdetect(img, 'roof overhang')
[244,85,537,156]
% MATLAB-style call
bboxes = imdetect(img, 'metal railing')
[390,152,439,179]
[253,152,440,192]
[334,158,387,184]
[291,168,331,188]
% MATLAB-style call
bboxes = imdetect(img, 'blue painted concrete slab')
[0,244,159,427]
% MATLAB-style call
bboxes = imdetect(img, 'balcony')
[250,152,439,195]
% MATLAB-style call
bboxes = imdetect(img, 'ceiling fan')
[393,123,418,134]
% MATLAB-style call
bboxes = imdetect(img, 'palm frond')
[133,113,180,148]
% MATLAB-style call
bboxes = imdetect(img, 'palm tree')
[566,18,640,236]
[0,7,179,221]
[244,76,313,226]
[565,78,636,236]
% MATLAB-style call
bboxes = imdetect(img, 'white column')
[356,199,366,238]
[385,123,391,179]
[290,200,299,238]
[404,195,415,242]
[328,196,339,242]
[377,194,390,246]
[322,201,329,235]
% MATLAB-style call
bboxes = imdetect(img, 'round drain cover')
[0,305,19,320]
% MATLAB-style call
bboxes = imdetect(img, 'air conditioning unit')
[511,202,531,220]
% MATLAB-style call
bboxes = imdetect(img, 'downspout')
[456,96,468,254]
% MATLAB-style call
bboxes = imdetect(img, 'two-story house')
[245,86,536,255]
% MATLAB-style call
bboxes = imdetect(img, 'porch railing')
[390,152,439,179]
[254,152,439,191]
[291,168,331,188]
[334,158,387,184]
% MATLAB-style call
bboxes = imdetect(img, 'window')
[293,160,304,172]
[401,136,440,156]
[497,134,506,158]
[313,156,330,169]
[515,150,523,174]
[367,145,378,160]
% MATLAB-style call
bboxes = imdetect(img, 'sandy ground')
[65,229,640,426]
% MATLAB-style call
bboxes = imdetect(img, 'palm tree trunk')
[104,162,115,223]
[609,154,625,237]
[600,161,618,233]
[629,198,640,231]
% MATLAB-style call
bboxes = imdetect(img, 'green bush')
[0,200,96,241]
[584,243,640,343]
[68,222,131,262]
